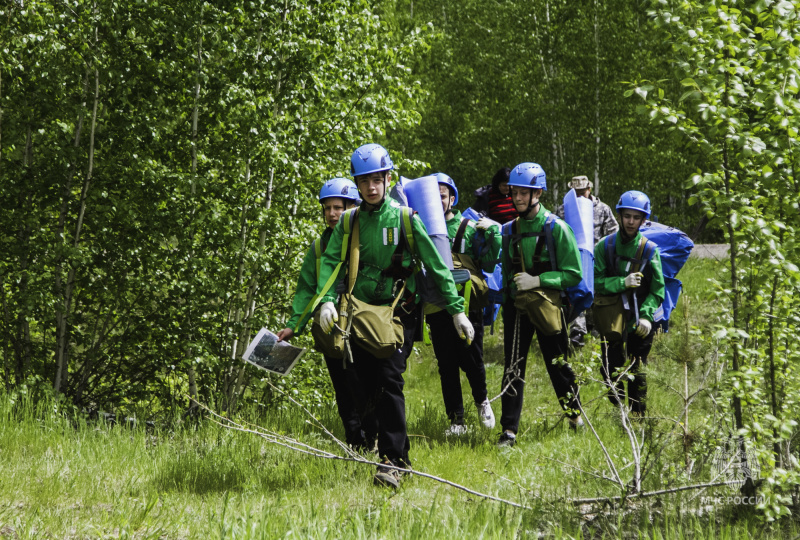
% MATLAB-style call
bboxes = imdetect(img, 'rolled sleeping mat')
[563,247,595,324]
[403,175,448,236]
[562,189,594,252]
[429,233,454,269]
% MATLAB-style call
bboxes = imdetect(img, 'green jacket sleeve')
[286,241,319,333]
[594,237,627,294]
[639,249,665,323]
[411,215,465,316]
[317,219,347,306]
[538,219,582,290]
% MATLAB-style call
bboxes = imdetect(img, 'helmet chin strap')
[518,192,540,218]
[620,227,636,243]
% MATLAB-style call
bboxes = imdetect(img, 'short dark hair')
[491,167,511,190]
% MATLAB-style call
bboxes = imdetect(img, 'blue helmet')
[350,143,394,177]
[434,173,458,206]
[616,190,651,219]
[508,162,547,191]
[319,177,361,205]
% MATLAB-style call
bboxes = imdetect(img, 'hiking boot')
[569,416,585,431]
[373,460,405,489]
[478,399,495,429]
[497,430,516,447]
[444,423,468,436]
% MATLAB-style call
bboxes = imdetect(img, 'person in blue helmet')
[427,173,501,436]
[277,178,377,451]
[315,144,473,488]
[497,163,584,447]
[593,190,665,416]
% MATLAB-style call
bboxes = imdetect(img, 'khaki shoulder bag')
[308,210,359,359]
[508,218,564,336]
[340,209,406,358]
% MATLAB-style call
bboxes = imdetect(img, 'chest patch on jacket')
[383,227,399,246]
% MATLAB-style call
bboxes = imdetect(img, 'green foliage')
[630,0,800,520]
[382,0,708,233]
[0,0,426,411]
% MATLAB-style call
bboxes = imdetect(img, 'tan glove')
[624,272,643,289]
[635,318,652,337]
[452,312,475,345]
[514,272,541,291]
[319,302,338,333]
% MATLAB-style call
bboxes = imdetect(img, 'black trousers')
[500,302,580,434]
[601,328,654,414]
[350,306,419,467]
[427,308,488,424]
[323,355,378,448]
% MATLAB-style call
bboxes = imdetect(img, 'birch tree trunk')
[55,62,99,394]
[593,0,601,196]
[226,3,288,413]
[186,14,204,411]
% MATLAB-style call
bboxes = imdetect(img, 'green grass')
[1,259,798,538]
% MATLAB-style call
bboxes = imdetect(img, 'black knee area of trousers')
[500,302,580,434]
[427,308,488,423]
[350,305,419,466]
[601,329,654,413]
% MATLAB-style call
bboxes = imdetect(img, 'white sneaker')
[478,399,495,429]
[444,423,468,436]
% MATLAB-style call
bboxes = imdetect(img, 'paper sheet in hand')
[242,328,306,375]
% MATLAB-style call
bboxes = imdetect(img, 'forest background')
[1,0,799,526]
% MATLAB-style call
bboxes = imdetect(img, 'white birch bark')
[186,19,204,409]
[594,0,601,196]
[56,59,99,393]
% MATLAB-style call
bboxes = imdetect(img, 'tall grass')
[1,259,797,538]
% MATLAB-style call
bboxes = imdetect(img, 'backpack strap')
[605,234,618,277]
[399,207,416,255]
[297,208,359,325]
[452,218,471,254]
[345,211,361,294]
[630,236,650,274]
[313,237,324,279]
[543,213,558,273]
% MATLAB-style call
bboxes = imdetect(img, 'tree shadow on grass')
[153,450,249,495]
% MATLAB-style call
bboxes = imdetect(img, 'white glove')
[319,302,338,334]
[624,272,643,289]
[635,318,652,337]
[476,217,493,230]
[453,312,475,345]
[514,272,540,291]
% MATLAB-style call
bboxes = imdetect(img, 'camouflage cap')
[568,175,592,190]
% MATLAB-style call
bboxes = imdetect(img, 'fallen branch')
[544,457,621,487]
[570,480,742,505]
[191,392,535,511]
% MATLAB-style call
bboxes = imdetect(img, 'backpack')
[450,218,490,310]
[501,213,593,323]
[638,221,694,330]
